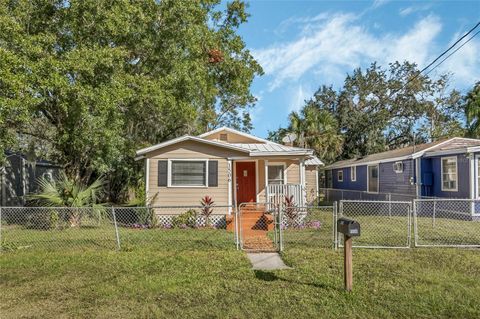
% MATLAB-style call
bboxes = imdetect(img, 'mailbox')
[337,218,360,237]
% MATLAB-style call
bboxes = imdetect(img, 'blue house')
[322,137,480,200]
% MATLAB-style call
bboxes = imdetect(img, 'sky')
[237,0,480,138]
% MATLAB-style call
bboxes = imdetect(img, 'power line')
[419,21,480,75]
[424,28,480,77]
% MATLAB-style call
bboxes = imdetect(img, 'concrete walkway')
[247,252,292,270]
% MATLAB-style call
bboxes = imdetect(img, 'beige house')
[135,127,323,210]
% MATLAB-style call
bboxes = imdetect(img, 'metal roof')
[305,156,324,166]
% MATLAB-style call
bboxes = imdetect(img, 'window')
[219,133,228,142]
[351,166,356,181]
[170,160,206,186]
[337,170,343,182]
[268,165,285,184]
[393,161,404,173]
[441,157,457,191]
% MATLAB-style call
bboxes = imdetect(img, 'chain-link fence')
[279,204,336,250]
[0,207,118,251]
[0,205,236,252]
[414,199,480,247]
[338,200,412,248]
[318,188,419,205]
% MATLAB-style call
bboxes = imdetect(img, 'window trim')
[441,156,458,192]
[393,161,404,174]
[337,170,344,182]
[351,166,356,182]
[267,162,287,185]
[167,159,209,188]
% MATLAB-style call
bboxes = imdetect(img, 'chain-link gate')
[338,200,412,248]
[236,203,281,252]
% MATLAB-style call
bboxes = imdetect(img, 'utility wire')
[390,21,480,100]
[419,21,480,75]
[424,29,480,77]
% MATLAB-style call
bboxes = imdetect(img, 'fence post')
[111,207,121,251]
[413,200,418,247]
[333,201,337,250]
[432,200,436,227]
[388,193,392,217]
[0,207,2,252]
[279,206,284,252]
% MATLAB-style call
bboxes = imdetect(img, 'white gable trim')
[136,135,250,157]
[198,126,273,144]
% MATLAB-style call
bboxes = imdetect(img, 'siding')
[331,165,367,191]
[146,141,245,207]
[422,154,470,198]
[203,131,264,143]
[305,166,318,202]
[378,159,416,195]
[286,160,300,184]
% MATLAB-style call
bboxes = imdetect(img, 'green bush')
[24,210,60,230]
[171,209,198,228]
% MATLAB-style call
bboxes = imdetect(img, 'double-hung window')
[268,165,285,184]
[170,160,207,186]
[441,157,457,191]
[351,166,356,181]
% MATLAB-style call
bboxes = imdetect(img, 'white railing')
[267,184,305,208]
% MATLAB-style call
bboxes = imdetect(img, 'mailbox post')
[337,218,360,292]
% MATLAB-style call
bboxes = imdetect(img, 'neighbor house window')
[351,166,356,181]
[170,160,206,186]
[337,170,344,182]
[268,165,285,184]
[393,161,404,173]
[441,157,457,191]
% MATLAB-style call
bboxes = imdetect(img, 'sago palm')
[31,173,105,226]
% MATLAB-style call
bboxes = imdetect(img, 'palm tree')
[465,82,480,138]
[288,105,343,163]
[31,173,105,226]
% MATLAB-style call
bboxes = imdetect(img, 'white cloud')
[253,14,449,90]
[399,4,433,17]
[289,84,312,112]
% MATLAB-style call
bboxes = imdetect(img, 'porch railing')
[267,184,305,208]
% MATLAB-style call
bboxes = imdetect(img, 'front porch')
[229,158,307,208]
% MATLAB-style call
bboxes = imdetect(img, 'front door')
[368,165,379,193]
[236,162,256,204]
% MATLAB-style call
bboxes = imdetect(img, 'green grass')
[1,213,480,318]
[1,246,479,318]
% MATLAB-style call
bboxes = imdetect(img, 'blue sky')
[237,0,480,137]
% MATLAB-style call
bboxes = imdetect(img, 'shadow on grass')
[254,270,336,290]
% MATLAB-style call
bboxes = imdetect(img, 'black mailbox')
[337,218,360,237]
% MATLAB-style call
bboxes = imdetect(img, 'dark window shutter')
[208,160,218,187]
[158,160,168,186]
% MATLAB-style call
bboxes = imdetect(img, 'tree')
[0,0,262,201]
[464,82,480,138]
[269,61,465,163]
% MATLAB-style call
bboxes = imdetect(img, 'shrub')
[200,196,214,226]
[24,210,60,230]
[171,209,198,228]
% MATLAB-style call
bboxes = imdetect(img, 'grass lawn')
[1,242,480,318]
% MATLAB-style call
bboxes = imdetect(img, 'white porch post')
[145,158,150,204]
[299,158,306,206]
[228,160,233,214]
[264,159,269,203]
